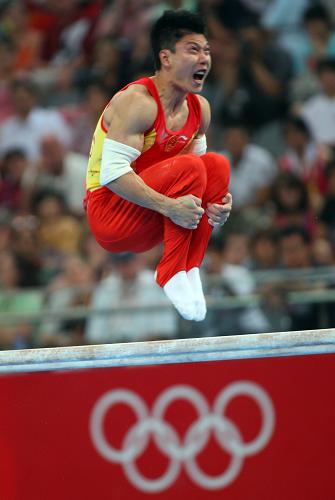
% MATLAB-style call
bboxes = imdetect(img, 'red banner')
[0,354,335,499]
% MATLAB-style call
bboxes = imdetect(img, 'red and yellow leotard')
[86,77,202,191]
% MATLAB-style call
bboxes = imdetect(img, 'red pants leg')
[186,152,230,270]
[86,154,207,285]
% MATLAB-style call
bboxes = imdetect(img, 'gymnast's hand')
[167,195,204,229]
[206,192,232,227]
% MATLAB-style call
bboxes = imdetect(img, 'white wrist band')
[100,138,141,186]
[189,135,207,156]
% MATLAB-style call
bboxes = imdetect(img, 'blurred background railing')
[0,265,334,349]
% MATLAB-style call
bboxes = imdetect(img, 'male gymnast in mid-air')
[85,9,232,321]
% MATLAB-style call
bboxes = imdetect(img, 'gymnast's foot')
[163,271,197,320]
[187,267,207,321]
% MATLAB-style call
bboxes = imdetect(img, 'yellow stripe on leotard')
[86,117,157,191]
[86,116,107,191]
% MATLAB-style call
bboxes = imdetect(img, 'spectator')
[0,149,30,214]
[32,190,84,259]
[81,233,109,281]
[279,115,328,208]
[226,16,293,155]
[0,0,42,73]
[28,0,101,65]
[10,214,42,287]
[290,4,335,75]
[220,230,252,267]
[64,82,110,156]
[0,250,43,349]
[221,122,277,210]
[202,27,242,127]
[199,235,271,336]
[0,79,71,160]
[94,0,153,43]
[270,172,316,237]
[279,226,314,270]
[22,133,87,215]
[86,253,176,344]
[249,229,280,270]
[74,36,123,94]
[277,225,324,330]
[319,161,335,245]
[0,35,17,121]
[300,57,335,146]
[261,0,309,51]
[311,236,334,266]
[40,254,95,347]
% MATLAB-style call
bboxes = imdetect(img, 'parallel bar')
[0,329,334,374]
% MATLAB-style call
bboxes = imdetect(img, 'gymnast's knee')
[175,153,207,185]
[201,152,230,184]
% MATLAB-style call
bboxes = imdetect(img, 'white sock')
[187,267,207,321]
[163,271,197,321]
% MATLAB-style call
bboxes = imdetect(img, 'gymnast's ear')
[159,49,172,69]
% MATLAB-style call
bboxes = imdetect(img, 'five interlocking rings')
[90,382,275,492]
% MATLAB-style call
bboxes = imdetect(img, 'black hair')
[2,148,26,163]
[224,119,251,135]
[325,159,335,178]
[250,229,279,247]
[303,4,332,28]
[150,10,207,70]
[31,189,67,215]
[207,234,224,253]
[272,172,308,213]
[10,78,38,97]
[285,114,311,138]
[278,225,311,245]
[317,57,335,74]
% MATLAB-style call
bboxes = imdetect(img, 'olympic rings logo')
[90,382,275,492]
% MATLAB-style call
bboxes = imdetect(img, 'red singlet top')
[86,77,202,190]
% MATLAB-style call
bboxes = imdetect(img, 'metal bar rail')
[0,328,334,374]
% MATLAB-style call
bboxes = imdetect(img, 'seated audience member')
[10,214,42,287]
[39,254,95,347]
[205,12,293,156]
[276,226,324,330]
[220,122,277,210]
[81,233,110,280]
[279,226,317,271]
[32,190,84,260]
[300,58,335,146]
[270,172,317,237]
[228,16,293,155]
[198,236,271,337]
[0,35,17,121]
[0,250,43,349]
[261,0,309,61]
[22,134,87,215]
[0,149,30,213]
[0,79,71,160]
[62,82,110,157]
[74,36,123,94]
[249,229,280,270]
[0,1,42,73]
[289,4,335,75]
[311,237,334,266]
[279,115,328,208]
[86,253,176,344]
[319,161,335,245]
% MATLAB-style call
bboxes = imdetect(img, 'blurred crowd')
[1,0,335,349]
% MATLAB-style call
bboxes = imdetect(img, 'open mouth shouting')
[192,69,207,87]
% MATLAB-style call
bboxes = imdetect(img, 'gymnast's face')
[160,33,211,93]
